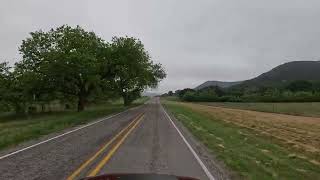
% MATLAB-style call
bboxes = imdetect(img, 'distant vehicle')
[82,173,199,180]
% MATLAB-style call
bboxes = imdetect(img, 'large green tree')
[19,25,107,111]
[105,36,166,106]
[0,62,9,89]
[0,62,34,113]
[0,62,11,111]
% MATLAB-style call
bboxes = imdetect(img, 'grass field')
[163,100,320,180]
[0,97,149,151]
[201,102,320,117]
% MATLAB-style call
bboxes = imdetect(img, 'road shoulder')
[162,104,235,180]
[0,106,139,159]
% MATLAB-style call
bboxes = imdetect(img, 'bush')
[177,84,320,103]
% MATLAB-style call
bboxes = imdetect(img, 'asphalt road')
[0,98,220,180]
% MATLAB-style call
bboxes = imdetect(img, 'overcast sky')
[1,0,320,93]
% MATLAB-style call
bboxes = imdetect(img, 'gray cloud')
[1,0,320,93]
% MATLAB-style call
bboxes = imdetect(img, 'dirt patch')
[178,102,320,165]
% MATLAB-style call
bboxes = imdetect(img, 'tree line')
[0,25,166,113]
[164,80,320,102]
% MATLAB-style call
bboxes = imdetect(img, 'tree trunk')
[123,94,131,106]
[77,95,86,112]
[14,103,26,115]
[41,104,45,112]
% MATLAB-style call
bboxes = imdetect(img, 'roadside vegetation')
[0,25,164,150]
[163,100,320,180]
[163,80,320,103]
[200,102,320,117]
[0,97,149,150]
[0,25,165,115]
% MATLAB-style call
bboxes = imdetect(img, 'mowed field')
[163,100,320,180]
[201,102,320,117]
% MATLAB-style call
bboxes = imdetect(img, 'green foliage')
[0,62,36,113]
[0,62,11,111]
[0,62,9,98]
[177,80,320,103]
[104,36,166,106]
[19,25,106,111]
[286,80,313,92]
[180,86,229,102]
[176,88,195,99]
[0,25,166,114]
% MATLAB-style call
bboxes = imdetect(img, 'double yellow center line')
[67,113,144,180]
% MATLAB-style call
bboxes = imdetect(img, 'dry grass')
[179,102,320,164]
[201,102,320,117]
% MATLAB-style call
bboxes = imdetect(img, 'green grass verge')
[200,102,320,117]
[163,101,320,180]
[0,97,149,151]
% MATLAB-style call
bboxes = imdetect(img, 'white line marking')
[161,104,215,180]
[0,108,134,160]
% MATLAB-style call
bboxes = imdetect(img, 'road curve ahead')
[0,98,215,180]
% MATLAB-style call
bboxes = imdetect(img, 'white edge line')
[0,108,134,160]
[161,104,215,180]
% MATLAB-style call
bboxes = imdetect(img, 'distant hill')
[234,61,320,88]
[195,81,242,90]
[195,61,320,91]
[243,61,320,85]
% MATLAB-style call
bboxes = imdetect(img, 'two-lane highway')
[0,98,216,180]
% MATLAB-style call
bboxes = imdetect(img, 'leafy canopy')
[19,25,107,111]
[107,36,166,105]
